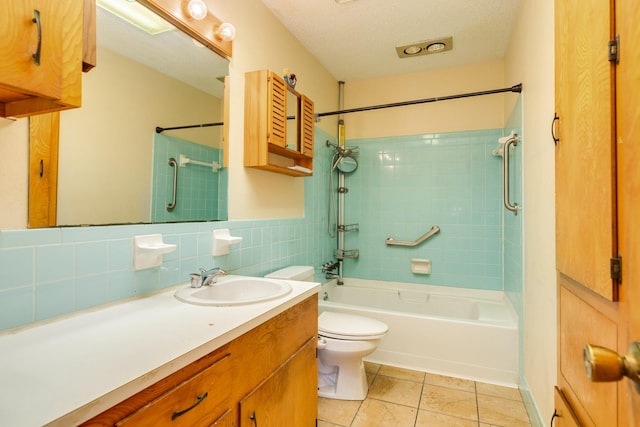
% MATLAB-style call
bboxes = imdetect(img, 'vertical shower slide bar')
[337,81,346,279]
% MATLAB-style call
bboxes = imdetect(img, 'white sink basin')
[174,276,292,306]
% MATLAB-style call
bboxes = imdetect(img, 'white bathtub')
[318,278,519,387]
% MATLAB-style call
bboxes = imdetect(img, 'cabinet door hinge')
[608,35,620,63]
[610,255,622,281]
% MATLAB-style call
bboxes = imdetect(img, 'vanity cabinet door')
[239,338,317,427]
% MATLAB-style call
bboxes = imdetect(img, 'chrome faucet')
[322,261,343,285]
[191,267,228,288]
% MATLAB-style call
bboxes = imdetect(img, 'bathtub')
[318,278,519,387]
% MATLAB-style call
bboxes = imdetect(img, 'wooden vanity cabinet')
[244,69,315,177]
[82,296,318,427]
[239,338,317,427]
[0,0,83,118]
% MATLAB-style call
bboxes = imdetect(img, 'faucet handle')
[190,273,203,288]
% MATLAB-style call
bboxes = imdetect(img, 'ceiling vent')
[396,36,453,59]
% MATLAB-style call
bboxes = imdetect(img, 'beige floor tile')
[365,361,381,376]
[424,373,476,393]
[416,409,479,426]
[351,398,418,427]
[420,384,478,421]
[378,365,426,383]
[477,394,531,426]
[317,421,345,427]
[318,397,362,426]
[476,382,522,401]
[368,375,424,408]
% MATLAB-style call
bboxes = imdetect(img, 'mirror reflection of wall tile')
[151,134,226,222]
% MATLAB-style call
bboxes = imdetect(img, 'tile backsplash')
[0,218,330,331]
[0,127,523,332]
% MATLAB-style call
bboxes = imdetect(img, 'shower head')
[339,146,359,157]
[327,141,358,157]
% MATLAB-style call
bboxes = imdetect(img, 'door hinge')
[611,255,622,281]
[608,35,620,63]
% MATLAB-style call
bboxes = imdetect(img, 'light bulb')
[215,22,236,42]
[185,0,207,20]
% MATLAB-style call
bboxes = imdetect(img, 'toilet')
[265,266,389,400]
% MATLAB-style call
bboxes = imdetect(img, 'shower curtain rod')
[155,121,223,133]
[316,83,522,118]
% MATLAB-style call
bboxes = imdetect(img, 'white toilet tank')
[265,266,315,282]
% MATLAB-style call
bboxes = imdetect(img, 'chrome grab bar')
[385,225,440,247]
[503,135,519,215]
[167,157,177,211]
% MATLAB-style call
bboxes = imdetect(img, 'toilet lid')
[318,311,388,340]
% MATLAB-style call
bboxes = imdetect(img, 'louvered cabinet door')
[300,95,315,158]
[267,71,287,148]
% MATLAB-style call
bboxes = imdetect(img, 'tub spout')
[325,272,344,285]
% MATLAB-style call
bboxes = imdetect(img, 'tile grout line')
[413,376,426,427]
[474,381,481,427]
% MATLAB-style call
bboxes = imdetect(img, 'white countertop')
[0,277,319,427]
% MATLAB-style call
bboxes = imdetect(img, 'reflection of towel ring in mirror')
[336,156,358,173]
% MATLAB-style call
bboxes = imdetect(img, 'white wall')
[208,0,338,220]
[0,118,28,229]
[343,59,507,139]
[504,0,557,421]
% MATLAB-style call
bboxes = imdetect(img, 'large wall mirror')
[53,2,229,227]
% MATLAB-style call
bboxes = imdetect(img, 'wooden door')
[555,0,617,301]
[615,0,640,423]
[555,0,640,425]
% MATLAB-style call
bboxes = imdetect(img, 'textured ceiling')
[260,0,522,81]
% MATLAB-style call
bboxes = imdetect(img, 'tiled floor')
[317,362,532,427]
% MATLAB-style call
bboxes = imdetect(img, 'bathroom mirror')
[50,4,230,226]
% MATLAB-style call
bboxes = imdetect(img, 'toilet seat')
[318,311,388,340]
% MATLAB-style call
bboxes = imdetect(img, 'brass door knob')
[583,342,640,393]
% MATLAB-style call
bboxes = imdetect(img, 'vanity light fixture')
[396,36,453,59]
[214,22,236,42]
[97,0,174,35]
[184,0,208,20]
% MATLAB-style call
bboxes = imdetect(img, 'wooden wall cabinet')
[0,0,83,118]
[82,296,318,426]
[244,69,315,177]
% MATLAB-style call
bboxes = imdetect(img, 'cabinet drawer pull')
[250,411,258,426]
[32,9,42,66]
[171,392,208,420]
[551,113,560,145]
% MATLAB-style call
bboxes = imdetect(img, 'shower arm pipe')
[503,136,519,215]
[156,121,223,133]
[385,225,440,247]
[316,84,523,118]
